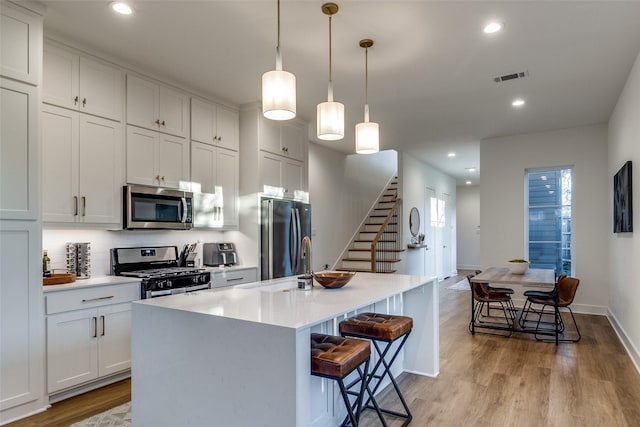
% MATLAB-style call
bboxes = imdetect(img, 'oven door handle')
[181,197,187,223]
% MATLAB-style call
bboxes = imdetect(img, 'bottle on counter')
[43,250,51,277]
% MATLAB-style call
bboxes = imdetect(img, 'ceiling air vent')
[493,70,529,83]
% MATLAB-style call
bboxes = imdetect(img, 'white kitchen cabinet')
[259,114,306,161]
[259,151,306,198]
[0,1,42,85]
[45,282,139,396]
[209,267,257,289]
[191,97,239,151]
[0,78,39,220]
[42,104,123,225]
[0,221,45,418]
[43,43,124,121]
[126,74,189,138]
[191,142,238,228]
[126,125,189,188]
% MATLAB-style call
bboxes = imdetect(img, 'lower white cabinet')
[45,282,139,395]
[210,267,257,289]
[126,125,189,188]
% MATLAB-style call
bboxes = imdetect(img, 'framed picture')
[614,161,633,233]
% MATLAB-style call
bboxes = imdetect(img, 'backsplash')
[42,229,244,277]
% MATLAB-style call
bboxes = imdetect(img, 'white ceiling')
[39,1,640,185]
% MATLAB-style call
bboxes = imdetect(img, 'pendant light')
[317,3,344,140]
[262,0,296,121]
[355,39,379,154]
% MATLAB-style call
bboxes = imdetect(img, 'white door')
[126,125,158,186]
[79,114,122,224]
[191,98,215,144]
[42,43,79,110]
[424,187,436,279]
[47,309,98,393]
[439,193,453,279]
[216,148,239,228]
[283,159,304,197]
[79,56,123,121]
[216,105,239,151]
[158,85,188,137]
[41,104,79,223]
[158,134,188,188]
[97,303,132,377]
[126,74,159,130]
[191,141,216,193]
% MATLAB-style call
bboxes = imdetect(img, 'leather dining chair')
[522,275,581,343]
[467,274,516,337]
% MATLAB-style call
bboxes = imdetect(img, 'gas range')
[111,246,211,299]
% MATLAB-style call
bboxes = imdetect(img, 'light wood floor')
[7,273,640,426]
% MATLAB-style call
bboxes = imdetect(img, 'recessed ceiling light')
[110,2,133,15]
[448,152,456,158]
[466,181,472,185]
[483,22,503,34]
[512,98,525,107]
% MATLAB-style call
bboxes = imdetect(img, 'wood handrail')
[370,196,401,272]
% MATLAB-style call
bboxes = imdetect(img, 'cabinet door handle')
[74,95,79,105]
[93,317,97,338]
[161,120,165,126]
[226,277,244,282]
[155,119,161,125]
[82,296,114,303]
[101,315,105,336]
[161,176,165,183]
[82,196,86,216]
[82,98,87,107]
[73,196,78,216]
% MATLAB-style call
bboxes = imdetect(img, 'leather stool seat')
[339,312,413,341]
[311,333,371,378]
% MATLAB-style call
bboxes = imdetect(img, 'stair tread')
[349,248,405,252]
[336,267,396,274]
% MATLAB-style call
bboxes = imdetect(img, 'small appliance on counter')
[203,243,238,267]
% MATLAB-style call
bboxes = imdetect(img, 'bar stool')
[340,312,413,426]
[311,333,376,426]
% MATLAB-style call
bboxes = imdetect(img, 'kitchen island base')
[131,273,437,426]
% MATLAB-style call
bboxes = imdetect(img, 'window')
[526,167,573,276]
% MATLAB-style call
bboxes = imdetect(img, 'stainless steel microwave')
[123,184,193,230]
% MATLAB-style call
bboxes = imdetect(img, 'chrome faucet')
[301,236,312,277]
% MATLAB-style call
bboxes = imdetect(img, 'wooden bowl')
[313,272,355,289]
[43,273,76,286]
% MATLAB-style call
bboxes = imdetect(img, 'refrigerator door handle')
[268,201,274,279]
[290,207,298,274]
[295,208,301,274]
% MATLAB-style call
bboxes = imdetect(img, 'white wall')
[456,185,480,270]
[42,228,229,277]
[608,50,640,370]
[398,153,457,278]
[308,143,397,270]
[480,124,609,314]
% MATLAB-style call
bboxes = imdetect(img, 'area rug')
[446,279,469,291]
[70,402,131,427]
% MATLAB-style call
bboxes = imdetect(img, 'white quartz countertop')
[204,265,257,273]
[133,272,435,330]
[43,275,141,292]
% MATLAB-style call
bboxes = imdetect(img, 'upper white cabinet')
[126,74,189,138]
[191,142,239,229]
[0,78,39,220]
[259,116,306,162]
[126,125,189,189]
[42,104,123,225]
[0,2,42,85]
[259,151,305,198]
[43,43,124,121]
[191,98,239,151]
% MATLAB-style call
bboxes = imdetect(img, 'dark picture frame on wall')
[614,160,633,233]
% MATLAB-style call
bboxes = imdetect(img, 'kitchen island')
[131,272,438,427]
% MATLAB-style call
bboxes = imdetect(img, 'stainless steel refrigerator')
[260,197,312,280]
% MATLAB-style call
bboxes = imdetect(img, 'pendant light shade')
[262,0,296,121]
[317,3,344,141]
[355,39,379,154]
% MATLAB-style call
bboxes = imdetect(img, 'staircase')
[336,178,403,273]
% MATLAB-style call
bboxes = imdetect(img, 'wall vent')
[493,70,529,83]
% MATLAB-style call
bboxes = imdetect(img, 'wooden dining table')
[469,267,556,288]
[469,267,560,344]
